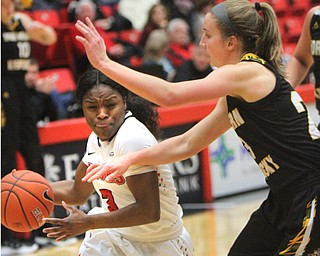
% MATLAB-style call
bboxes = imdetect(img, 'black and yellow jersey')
[226,53,320,193]
[1,15,31,79]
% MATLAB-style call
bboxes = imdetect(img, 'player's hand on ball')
[43,201,89,241]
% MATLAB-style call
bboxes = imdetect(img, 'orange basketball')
[1,169,55,232]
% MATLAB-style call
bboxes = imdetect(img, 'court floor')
[23,188,269,256]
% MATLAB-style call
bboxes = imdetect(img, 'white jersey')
[82,111,184,242]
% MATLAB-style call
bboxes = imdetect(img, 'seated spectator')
[142,29,175,81]
[68,0,142,78]
[25,58,58,125]
[165,18,193,69]
[67,0,132,32]
[25,58,74,120]
[138,3,169,48]
[161,0,195,38]
[173,44,212,82]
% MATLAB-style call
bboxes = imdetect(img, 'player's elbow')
[143,204,161,223]
[148,207,161,223]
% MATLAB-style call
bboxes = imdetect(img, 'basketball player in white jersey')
[43,68,193,256]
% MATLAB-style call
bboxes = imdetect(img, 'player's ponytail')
[254,2,283,74]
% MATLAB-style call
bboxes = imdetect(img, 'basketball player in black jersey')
[75,0,319,255]
[286,5,320,130]
[1,0,57,254]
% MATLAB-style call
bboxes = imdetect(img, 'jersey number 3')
[99,189,119,212]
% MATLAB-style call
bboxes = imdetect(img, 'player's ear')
[227,35,238,49]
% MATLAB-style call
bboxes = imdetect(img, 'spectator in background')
[24,57,75,121]
[285,5,320,129]
[161,0,195,39]
[173,44,212,82]
[25,58,58,125]
[142,29,175,81]
[165,18,193,69]
[67,0,132,32]
[1,0,56,254]
[69,0,141,78]
[138,3,169,48]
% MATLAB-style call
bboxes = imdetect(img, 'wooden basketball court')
[23,189,268,256]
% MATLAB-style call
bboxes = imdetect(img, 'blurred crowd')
[17,0,216,124]
[4,0,316,124]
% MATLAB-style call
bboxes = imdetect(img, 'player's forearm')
[87,203,160,230]
[99,60,176,107]
[286,57,311,88]
[50,180,88,206]
[127,135,195,167]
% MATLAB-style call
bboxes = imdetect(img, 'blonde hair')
[212,0,283,75]
[143,29,169,61]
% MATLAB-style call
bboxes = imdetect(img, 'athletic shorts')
[78,208,193,256]
[228,178,320,256]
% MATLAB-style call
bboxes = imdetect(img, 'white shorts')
[79,223,193,256]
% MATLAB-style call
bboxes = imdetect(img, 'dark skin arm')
[43,171,160,241]
[50,161,95,206]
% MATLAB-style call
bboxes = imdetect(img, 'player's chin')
[94,129,115,141]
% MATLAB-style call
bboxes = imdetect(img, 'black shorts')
[228,175,320,256]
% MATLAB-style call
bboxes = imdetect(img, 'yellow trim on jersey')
[240,53,266,65]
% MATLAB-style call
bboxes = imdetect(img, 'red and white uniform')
[80,111,193,256]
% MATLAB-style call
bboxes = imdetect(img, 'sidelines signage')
[209,129,266,198]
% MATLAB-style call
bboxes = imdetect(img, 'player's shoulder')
[119,117,155,142]
[223,61,264,83]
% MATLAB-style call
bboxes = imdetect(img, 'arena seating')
[26,0,317,108]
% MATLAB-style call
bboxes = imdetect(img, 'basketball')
[1,169,55,232]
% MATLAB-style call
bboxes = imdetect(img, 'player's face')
[199,13,230,68]
[82,85,126,141]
